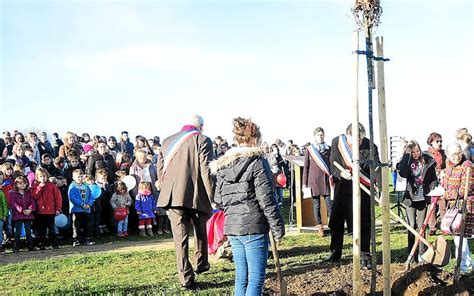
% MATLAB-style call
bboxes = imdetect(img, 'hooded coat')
[210,147,285,240]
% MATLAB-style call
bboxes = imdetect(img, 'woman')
[211,117,285,296]
[58,132,83,158]
[397,140,438,261]
[441,142,473,274]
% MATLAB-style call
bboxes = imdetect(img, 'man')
[86,141,117,184]
[38,132,54,158]
[157,114,215,289]
[119,131,134,157]
[325,123,379,269]
[51,133,64,158]
[303,127,332,237]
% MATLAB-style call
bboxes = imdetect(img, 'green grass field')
[1,191,472,295]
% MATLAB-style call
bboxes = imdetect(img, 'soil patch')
[264,261,474,295]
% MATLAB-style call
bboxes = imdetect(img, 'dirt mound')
[264,261,474,295]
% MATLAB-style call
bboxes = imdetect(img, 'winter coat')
[31,181,62,215]
[42,163,61,177]
[0,191,8,220]
[135,193,156,219]
[58,143,83,159]
[38,140,54,157]
[119,140,134,157]
[1,181,14,206]
[10,190,36,221]
[303,144,331,196]
[110,193,132,209]
[86,152,117,184]
[68,182,94,213]
[397,153,438,206]
[92,183,113,213]
[210,147,285,240]
[157,129,215,215]
[129,162,159,198]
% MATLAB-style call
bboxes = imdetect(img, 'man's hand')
[340,169,352,180]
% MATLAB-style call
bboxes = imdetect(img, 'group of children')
[0,131,172,253]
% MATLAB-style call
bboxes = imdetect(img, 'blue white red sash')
[161,129,200,179]
[307,144,330,176]
[338,134,371,187]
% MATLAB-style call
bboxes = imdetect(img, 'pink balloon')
[27,171,35,186]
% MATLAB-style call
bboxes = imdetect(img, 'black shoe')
[195,263,210,274]
[361,259,372,270]
[323,251,341,263]
[52,245,59,250]
[181,281,198,290]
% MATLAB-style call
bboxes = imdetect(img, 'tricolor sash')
[338,134,371,187]
[307,144,335,199]
[307,144,330,176]
[161,129,200,180]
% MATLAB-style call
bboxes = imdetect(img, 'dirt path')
[0,238,176,265]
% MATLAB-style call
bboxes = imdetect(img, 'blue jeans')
[117,215,128,233]
[274,187,283,207]
[229,233,269,296]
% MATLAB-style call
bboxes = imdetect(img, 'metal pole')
[362,16,378,294]
[375,36,392,296]
[352,30,362,296]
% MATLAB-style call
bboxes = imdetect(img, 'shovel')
[333,161,450,267]
[269,232,287,295]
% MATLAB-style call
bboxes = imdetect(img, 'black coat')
[397,153,438,206]
[211,147,285,240]
[86,152,117,184]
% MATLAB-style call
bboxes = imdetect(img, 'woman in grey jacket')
[211,117,285,296]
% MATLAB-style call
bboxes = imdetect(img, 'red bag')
[206,210,226,255]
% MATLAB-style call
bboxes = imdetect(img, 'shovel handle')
[333,161,436,251]
[269,232,287,295]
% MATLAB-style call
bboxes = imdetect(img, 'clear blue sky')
[1,0,473,148]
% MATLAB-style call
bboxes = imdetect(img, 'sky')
[1,0,473,151]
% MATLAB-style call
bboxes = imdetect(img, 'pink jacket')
[10,190,36,221]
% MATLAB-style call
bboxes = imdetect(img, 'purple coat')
[10,190,36,221]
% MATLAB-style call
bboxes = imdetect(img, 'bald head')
[187,114,204,132]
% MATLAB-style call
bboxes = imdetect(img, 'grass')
[1,191,472,295]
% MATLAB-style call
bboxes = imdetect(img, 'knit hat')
[83,144,93,154]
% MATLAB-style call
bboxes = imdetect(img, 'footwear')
[195,263,210,274]
[123,231,128,237]
[146,228,154,236]
[52,245,59,250]
[157,229,163,235]
[163,229,170,234]
[13,243,19,253]
[27,244,35,251]
[317,225,325,237]
[323,251,341,263]
[72,240,81,247]
[139,229,147,237]
[117,231,123,237]
[0,247,5,253]
[181,281,198,290]
[85,240,95,246]
[361,259,372,270]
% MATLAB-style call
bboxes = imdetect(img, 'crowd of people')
[0,120,473,294]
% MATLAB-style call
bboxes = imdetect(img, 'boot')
[13,242,20,253]
[317,225,324,237]
[139,229,146,237]
[146,228,154,237]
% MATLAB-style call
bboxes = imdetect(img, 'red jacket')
[31,181,62,215]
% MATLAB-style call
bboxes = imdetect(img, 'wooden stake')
[375,36,391,296]
[352,30,362,296]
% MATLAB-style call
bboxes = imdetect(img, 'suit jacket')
[157,130,214,215]
[329,136,380,198]
[303,144,331,196]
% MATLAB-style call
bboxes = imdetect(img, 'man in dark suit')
[157,115,215,289]
[325,123,379,270]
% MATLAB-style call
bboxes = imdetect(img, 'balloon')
[55,214,68,228]
[114,207,128,221]
[122,175,137,191]
[27,171,35,185]
[276,173,287,187]
[89,184,102,199]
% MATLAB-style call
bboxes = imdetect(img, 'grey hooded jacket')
[210,147,285,240]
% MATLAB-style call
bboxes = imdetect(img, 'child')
[95,169,113,234]
[31,167,62,249]
[68,169,94,246]
[1,165,14,239]
[64,156,82,185]
[0,176,7,252]
[41,153,60,177]
[110,181,132,237]
[135,182,156,237]
[10,176,35,252]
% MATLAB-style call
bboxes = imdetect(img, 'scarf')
[428,146,443,170]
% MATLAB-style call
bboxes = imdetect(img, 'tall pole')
[352,30,362,296]
[363,17,378,295]
[376,36,391,295]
